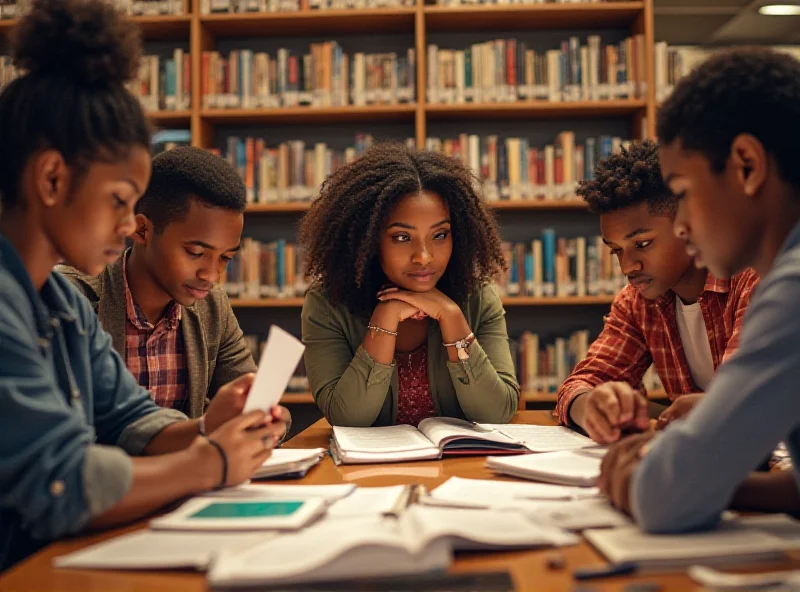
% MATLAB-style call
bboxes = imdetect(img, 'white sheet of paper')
[244,325,306,413]
[259,448,326,468]
[53,530,273,570]
[480,424,597,452]
[688,565,800,589]
[431,477,600,505]
[327,486,408,518]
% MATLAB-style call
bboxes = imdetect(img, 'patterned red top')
[123,252,188,412]
[395,343,437,427]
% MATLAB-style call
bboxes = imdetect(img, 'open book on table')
[208,505,577,588]
[330,417,595,464]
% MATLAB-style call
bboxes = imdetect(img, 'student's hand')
[203,373,255,434]
[598,431,655,516]
[373,299,426,326]
[657,393,703,430]
[582,382,650,444]
[195,411,276,488]
[270,405,292,442]
[377,287,459,323]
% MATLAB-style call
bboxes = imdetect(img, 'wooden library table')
[1,410,798,592]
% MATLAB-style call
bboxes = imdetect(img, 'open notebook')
[330,418,595,464]
[208,506,577,588]
[584,514,800,573]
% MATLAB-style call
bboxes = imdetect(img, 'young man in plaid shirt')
[555,140,759,445]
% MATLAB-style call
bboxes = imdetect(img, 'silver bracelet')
[367,324,398,337]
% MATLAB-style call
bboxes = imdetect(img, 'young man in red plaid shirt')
[555,140,759,444]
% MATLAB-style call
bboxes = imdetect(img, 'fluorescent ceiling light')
[759,4,800,15]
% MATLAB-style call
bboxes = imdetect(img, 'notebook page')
[431,476,601,505]
[487,449,604,486]
[327,486,408,518]
[333,425,437,453]
[481,424,597,452]
[417,418,519,448]
[54,530,272,570]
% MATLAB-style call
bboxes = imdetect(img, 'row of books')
[513,330,664,394]
[0,56,18,92]
[654,44,800,103]
[200,0,412,13]
[128,52,191,113]
[496,234,626,299]
[216,132,625,205]
[0,0,184,18]
[425,132,629,202]
[151,129,191,154]
[433,0,617,6]
[201,47,416,109]
[215,135,415,203]
[427,35,646,105]
[222,239,310,299]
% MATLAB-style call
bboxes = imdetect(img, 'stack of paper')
[487,449,605,486]
[253,448,326,480]
[584,514,800,573]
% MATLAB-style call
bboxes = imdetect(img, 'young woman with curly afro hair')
[299,143,520,427]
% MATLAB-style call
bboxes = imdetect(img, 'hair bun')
[11,0,142,87]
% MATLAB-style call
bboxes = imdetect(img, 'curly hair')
[658,47,800,193]
[576,140,676,216]
[0,0,150,209]
[136,147,246,233]
[298,143,507,315]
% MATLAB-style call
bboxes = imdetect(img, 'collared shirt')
[122,251,188,412]
[0,236,185,571]
[631,219,800,533]
[555,269,760,425]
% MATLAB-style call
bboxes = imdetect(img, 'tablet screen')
[189,501,305,519]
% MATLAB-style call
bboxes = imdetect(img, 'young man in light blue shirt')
[599,47,800,532]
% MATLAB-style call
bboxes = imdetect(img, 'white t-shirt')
[675,298,715,390]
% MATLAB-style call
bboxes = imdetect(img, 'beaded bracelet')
[367,324,398,337]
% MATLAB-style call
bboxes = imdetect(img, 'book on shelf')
[216,134,414,205]
[0,0,186,17]
[223,238,309,298]
[512,330,665,395]
[128,51,191,113]
[430,0,623,6]
[151,129,191,154]
[201,45,416,109]
[494,231,626,300]
[200,0,414,13]
[427,34,646,105]
[654,43,800,104]
[0,55,19,93]
[426,132,630,202]
[243,333,310,394]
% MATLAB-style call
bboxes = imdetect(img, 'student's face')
[600,201,694,300]
[379,191,453,292]
[659,138,763,279]
[43,146,151,277]
[135,199,243,306]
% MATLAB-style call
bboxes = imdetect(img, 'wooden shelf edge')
[282,392,315,404]
[523,389,666,403]
[245,200,587,214]
[229,296,615,307]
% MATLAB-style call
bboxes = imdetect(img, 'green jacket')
[56,255,257,419]
[301,284,520,427]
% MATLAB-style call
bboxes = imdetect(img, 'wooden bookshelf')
[148,110,192,126]
[229,296,615,308]
[244,200,590,214]
[282,392,315,404]
[201,8,416,37]
[0,19,12,35]
[522,389,667,403]
[201,105,417,125]
[424,1,645,32]
[425,99,647,121]
[0,15,191,40]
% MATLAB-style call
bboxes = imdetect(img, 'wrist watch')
[443,332,475,361]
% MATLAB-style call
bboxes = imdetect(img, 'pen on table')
[572,561,639,581]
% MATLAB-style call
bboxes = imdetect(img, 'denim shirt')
[0,236,185,571]
[631,219,800,533]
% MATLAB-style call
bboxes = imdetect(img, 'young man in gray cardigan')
[60,147,291,438]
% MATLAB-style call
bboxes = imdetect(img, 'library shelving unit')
[0,0,658,412]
